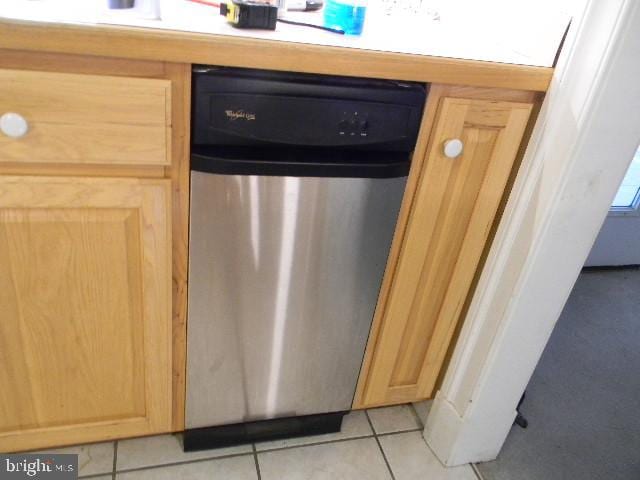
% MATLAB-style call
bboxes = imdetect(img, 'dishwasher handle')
[191,148,411,179]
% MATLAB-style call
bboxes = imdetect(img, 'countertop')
[0,1,570,91]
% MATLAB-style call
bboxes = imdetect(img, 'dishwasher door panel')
[186,171,406,429]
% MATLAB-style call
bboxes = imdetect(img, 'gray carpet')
[476,269,640,480]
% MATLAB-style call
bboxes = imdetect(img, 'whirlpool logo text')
[225,109,256,121]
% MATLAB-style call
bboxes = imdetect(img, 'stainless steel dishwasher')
[185,66,426,450]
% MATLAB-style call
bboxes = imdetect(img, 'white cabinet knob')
[443,138,463,158]
[0,112,29,138]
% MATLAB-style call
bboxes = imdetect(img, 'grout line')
[255,433,375,454]
[107,414,420,478]
[112,441,118,480]
[472,463,486,480]
[409,402,425,429]
[365,410,396,480]
[252,444,262,480]
[376,427,423,437]
[112,430,380,475]
[113,451,254,475]
[418,429,480,478]
[418,432,442,463]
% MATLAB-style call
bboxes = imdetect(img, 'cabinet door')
[356,97,533,407]
[0,176,171,452]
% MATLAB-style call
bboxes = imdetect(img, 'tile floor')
[36,403,479,479]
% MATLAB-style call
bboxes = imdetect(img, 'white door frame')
[424,0,640,465]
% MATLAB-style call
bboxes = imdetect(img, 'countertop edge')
[0,17,553,91]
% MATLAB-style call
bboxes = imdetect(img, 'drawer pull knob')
[0,112,29,138]
[443,138,463,158]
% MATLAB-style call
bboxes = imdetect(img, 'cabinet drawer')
[0,69,171,166]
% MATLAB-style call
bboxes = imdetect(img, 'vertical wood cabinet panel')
[0,175,172,452]
[355,96,533,407]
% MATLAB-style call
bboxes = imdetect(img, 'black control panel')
[339,112,369,137]
[192,66,427,152]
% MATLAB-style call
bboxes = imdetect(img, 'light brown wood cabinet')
[0,176,172,452]
[355,89,534,408]
[0,48,541,448]
[0,58,184,451]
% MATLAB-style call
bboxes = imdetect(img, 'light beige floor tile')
[366,405,421,434]
[37,442,114,477]
[83,476,112,480]
[255,410,373,452]
[258,437,391,480]
[379,431,476,480]
[116,433,252,470]
[116,455,257,480]
[412,400,433,427]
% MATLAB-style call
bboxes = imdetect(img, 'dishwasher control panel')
[338,112,369,137]
[192,66,427,151]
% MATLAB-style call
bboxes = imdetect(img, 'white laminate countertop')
[0,0,572,67]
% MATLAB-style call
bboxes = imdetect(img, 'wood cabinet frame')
[0,50,191,432]
[354,85,542,408]
[0,49,545,436]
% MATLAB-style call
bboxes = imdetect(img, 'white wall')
[586,214,640,266]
